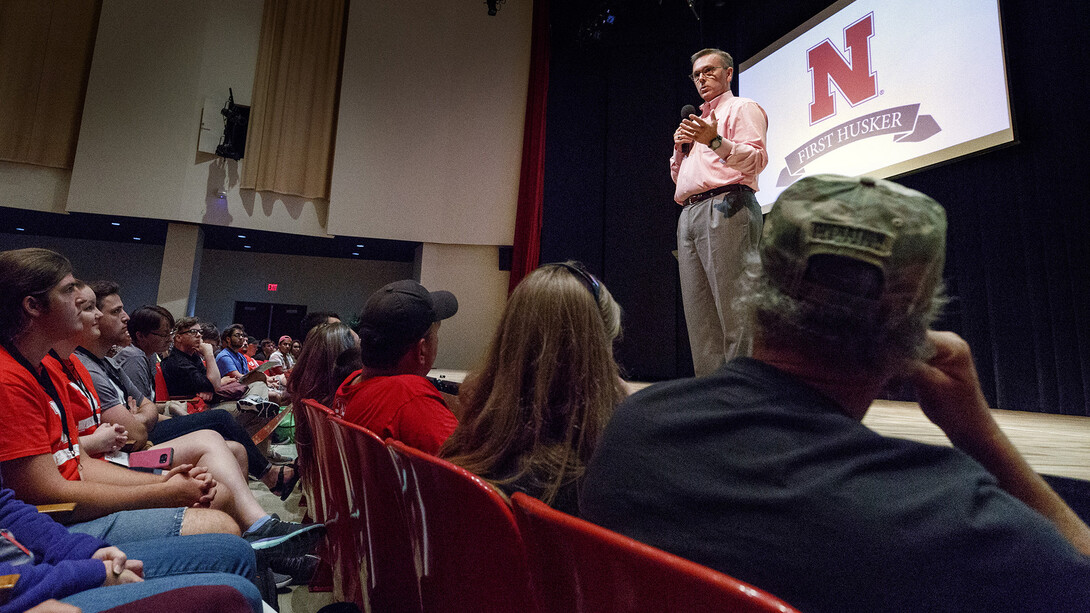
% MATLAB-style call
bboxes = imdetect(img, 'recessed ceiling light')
[237,234,246,239]
[111,222,120,226]
[244,245,252,249]
[15,227,25,231]
[356,244,364,248]
[132,237,141,241]
[352,252,360,256]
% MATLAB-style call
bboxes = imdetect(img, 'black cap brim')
[429,290,458,321]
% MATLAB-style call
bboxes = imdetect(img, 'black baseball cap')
[358,280,458,356]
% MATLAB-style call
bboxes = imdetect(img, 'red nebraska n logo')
[808,13,878,125]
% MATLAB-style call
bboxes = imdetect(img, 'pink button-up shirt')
[671,91,769,204]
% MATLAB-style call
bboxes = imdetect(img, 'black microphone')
[680,104,697,154]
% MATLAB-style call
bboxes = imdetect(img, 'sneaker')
[267,448,295,466]
[271,554,321,588]
[243,514,325,558]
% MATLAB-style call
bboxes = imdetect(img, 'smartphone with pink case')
[128,448,174,470]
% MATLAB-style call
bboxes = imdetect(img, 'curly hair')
[739,254,947,375]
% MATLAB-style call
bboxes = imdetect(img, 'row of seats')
[298,400,800,613]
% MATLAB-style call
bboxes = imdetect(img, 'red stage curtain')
[508,0,551,293]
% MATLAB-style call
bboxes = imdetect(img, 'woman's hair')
[0,248,74,342]
[440,262,624,506]
[288,322,362,407]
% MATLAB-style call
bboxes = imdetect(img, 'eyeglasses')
[546,261,601,305]
[178,329,202,337]
[689,65,724,82]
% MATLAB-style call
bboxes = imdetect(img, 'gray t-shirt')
[74,348,146,410]
[115,344,155,401]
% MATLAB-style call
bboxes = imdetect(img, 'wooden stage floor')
[430,369,1090,482]
[864,399,1090,481]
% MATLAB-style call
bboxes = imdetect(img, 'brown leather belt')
[683,183,753,206]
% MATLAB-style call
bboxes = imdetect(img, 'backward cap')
[762,174,946,317]
[358,280,458,355]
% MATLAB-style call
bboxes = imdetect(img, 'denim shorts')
[65,506,186,545]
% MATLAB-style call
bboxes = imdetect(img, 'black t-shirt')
[160,348,215,398]
[581,357,1090,613]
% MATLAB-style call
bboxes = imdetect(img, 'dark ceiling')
[0,206,418,262]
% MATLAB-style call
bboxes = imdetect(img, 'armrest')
[35,502,77,514]
[0,573,18,606]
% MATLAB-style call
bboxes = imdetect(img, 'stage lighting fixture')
[486,0,504,16]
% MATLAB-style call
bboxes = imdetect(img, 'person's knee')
[226,441,248,472]
[180,508,240,536]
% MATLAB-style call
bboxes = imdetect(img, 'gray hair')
[690,48,733,70]
[738,255,947,374]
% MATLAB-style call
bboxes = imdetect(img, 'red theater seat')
[510,492,801,613]
[386,439,537,613]
[328,416,421,612]
[299,399,343,595]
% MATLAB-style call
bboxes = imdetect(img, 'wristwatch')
[708,135,723,150]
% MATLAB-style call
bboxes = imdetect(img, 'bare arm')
[198,343,223,391]
[1,455,210,523]
[78,422,128,456]
[130,395,159,434]
[100,403,148,449]
[911,330,1090,555]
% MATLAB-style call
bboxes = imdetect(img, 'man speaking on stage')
[671,48,768,376]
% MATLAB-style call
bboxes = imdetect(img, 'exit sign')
[267,284,278,291]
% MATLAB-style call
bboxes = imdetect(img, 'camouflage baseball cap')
[761,174,946,317]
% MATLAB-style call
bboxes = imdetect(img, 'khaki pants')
[677,189,763,377]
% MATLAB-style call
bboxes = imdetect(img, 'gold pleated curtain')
[241,0,347,200]
[0,0,101,169]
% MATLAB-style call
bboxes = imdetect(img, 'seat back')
[510,492,801,613]
[329,417,422,612]
[386,439,537,613]
[154,362,170,402]
[309,400,356,602]
[297,400,333,523]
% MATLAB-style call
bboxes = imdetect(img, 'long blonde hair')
[440,262,624,506]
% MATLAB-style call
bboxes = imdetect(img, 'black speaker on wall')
[215,88,249,161]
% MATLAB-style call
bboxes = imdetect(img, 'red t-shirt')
[333,371,457,455]
[0,346,83,480]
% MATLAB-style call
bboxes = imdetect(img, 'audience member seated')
[256,338,275,362]
[440,263,627,515]
[219,324,284,406]
[333,281,458,454]
[266,335,295,371]
[114,305,173,407]
[216,325,251,379]
[111,302,298,498]
[285,322,361,490]
[64,284,313,547]
[0,480,263,613]
[580,175,1090,612]
[243,336,260,371]
[298,311,341,347]
[199,322,220,354]
[291,340,302,362]
[46,286,127,458]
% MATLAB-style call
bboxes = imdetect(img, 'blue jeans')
[66,507,185,545]
[60,533,262,612]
